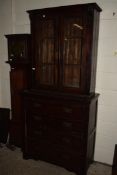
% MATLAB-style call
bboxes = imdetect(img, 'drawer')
[56,150,85,174]
[25,99,46,114]
[27,112,46,123]
[61,104,87,121]
[26,115,86,137]
[52,134,85,152]
[46,133,86,155]
[45,103,87,121]
[26,113,46,128]
[25,98,88,122]
[26,125,85,153]
[48,118,86,133]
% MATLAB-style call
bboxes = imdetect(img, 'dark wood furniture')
[112,144,117,175]
[0,108,10,144]
[22,3,101,175]
[28,3,101,94]
[5,34,31,147]
[23,90,99,175]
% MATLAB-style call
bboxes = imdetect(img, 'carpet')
[0,145,111,175]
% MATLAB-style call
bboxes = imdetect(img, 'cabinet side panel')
[90,10,100,93]
[87,98,98,167]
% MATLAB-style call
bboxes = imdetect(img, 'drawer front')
[24,98,88,122]
[52,119,86,133]
[26,112,47,137]
[27,117,86,134]
[25,112,86,152]
[25,99,46,114]
[46,103,87,121]
[26,126,85,152]
[50,133,86,153]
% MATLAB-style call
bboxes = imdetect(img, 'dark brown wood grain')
[5,34,31,147]
[28,3,101,94]
[23,90,99,175]
[23,4,101,175]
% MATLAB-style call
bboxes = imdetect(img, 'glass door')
[33,17,59,88]
[62,16,83,88]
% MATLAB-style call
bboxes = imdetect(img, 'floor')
[0,144,112,175]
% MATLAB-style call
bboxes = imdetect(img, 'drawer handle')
[33,115,42,121]
[63,107,72,113]
[33,103,41,108]
[63,122,72,128]
[62,137,71,144]
[34,130,42,136]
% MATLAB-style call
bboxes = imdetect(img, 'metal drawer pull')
[63,107,72,113]
[33,103,41,108]
[33,115,42,121]
[63,122,72,128]
[62,137,70,143]
[34,130,42,135]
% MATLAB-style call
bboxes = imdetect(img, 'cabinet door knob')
[42,14,46,18]
[32,67,35,70]
[10,54,14,57]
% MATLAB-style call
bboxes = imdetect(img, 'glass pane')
[41,20,54,38]
[63,65,80,87]
[9,40,26,59]
[39,65,57,85]
[35,19,58,86]
[63,17,83,88]
[64,18,83,37]
[64,38,81,64]
[40,39,54,64]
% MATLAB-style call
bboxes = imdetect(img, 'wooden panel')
[26,112,86,133]
[62,17,83,88]
[23,3,101,175]
[32,17,59,87]
[6,34,31,147]
[9,121,22,146]
[112,144,117,175]
[63,65,81,87]
[10,68,28,122]
[6,34,31,62]
[23,91,99,175]
[24,137,86,175]
[25,97,88,122]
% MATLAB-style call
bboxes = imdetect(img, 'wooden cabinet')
[22,3,101,175]
[6,34,31,147]
[29,3,101,94]
[6,34,31,63]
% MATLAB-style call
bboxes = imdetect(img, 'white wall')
[94,0,117,165]
[0,0,12,107]
[1,0,117,165]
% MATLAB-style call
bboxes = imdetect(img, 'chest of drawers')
[23,90,99,175]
